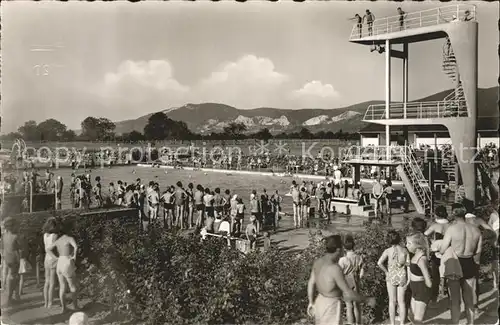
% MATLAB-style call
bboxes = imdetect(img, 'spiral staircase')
[441,38,468,117]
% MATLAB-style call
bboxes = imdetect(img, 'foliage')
[81,116,116,141]
[222,122,247,139]
[143,112,192,141]
[252,128,273,141]
[118,131,145,143]
[36,119,72,141]
[17,120,42,141]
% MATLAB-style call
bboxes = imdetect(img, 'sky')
[1,1,498,133]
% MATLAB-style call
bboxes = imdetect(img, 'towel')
[440,246,463,280]
[431,239,444,259]
[314,295,343,325]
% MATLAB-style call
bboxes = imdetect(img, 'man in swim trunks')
[194,185,205,228]
[46,220,79,313]
[363,10,375,36]
[291,182,301,229]
[397,7,406,31]
[349,14,363,38]
[372,177,384,219]
[440,205,482,325]
[307,235,375,325]
[174,181,186,229]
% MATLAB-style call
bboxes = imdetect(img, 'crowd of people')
[308,201,499,325]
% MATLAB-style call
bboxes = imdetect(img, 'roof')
[360,117,499,135]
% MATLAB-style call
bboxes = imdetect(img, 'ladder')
[442,38,467,117]
[396,147,432,214]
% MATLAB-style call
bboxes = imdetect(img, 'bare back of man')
[441,218,482,325]
[446,222,481,259]
[313,256,343,298]
[309,254,374,325]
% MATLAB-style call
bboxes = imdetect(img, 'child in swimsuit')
[377,230,409,325]
[2,217,22,305]
[18,237,30,296]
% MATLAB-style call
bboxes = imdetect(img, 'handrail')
[364,100,468,120]
[342,145,431,210]
[443,85,464,102]
[350,4,476,40]
[400,147,432,209]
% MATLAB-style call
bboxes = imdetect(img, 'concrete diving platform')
[344,159,400,166]
[349,4,476,45]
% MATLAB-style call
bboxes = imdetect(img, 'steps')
[441,38,468,117]
[328,198,375,217]
[396,147,432,215]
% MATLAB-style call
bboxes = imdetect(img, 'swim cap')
[465,213,476,219]
[69,312,89,325]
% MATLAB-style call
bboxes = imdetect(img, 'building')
[359,123,499,148]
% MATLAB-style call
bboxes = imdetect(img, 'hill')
[112,87,498,135]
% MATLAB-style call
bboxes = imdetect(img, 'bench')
[202,232,251,254]
[307,217,330,229]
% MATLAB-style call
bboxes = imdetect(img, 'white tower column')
[385,39,391,161]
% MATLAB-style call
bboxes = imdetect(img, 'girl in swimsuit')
[424,205,449,303]
[43,217,59,308]
[377,230,409,325]
[406,233,432,324]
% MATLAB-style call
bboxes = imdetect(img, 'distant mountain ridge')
[112,86,498,135]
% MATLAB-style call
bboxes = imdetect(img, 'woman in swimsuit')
[46,219,79,313]
[43,217,59,308]
[377,230,409,325]
[406,233,432,324]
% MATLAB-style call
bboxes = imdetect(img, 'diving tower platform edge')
[349,4,479,206]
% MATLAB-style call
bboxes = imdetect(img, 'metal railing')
[443,84,464,103]
[363,100,468,120]
[344,145,407,162]
[332,145,433,211]
[349,5,476,40]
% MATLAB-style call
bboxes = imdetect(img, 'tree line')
[1,112,359,142]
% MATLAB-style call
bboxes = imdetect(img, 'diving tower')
[348,4,479,212]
